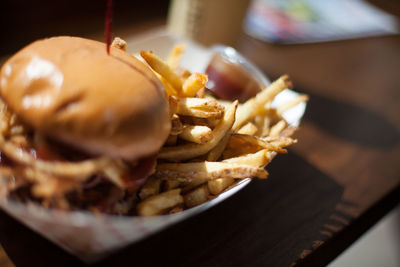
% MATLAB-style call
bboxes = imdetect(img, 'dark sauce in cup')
[205,53,263,102]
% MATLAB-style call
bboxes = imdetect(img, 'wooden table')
[1,4,400,267]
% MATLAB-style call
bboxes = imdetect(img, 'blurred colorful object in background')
[244,0,399,43]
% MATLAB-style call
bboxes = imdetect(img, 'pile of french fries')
[128,43,308,216]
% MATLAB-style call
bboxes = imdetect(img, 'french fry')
[137,188,183,216]
[158,101,238,161]
[237,122,258,135]
[208,178,234,195]
[230,134,287,153]
[181,179,207,193]
[206,131,231,161]
[178,68,192,80]
[176,97,224,118]
[111,37,127,51]
[168,95,178,118]
[208,150,275,195]
[161,76,178,96]
[196,86,206,98]
[155,161,268,181]
[269,119,287,137]
[260,116,271,137]
[179,116,209,127]
[278,125,298,138]
[163,179,181,191]
[140,51,183,94]
[277,94,309,115]
[222,149,273,167]
[102,161,127,188]
[170,114,183,135]
[233,75,292,131]
[206,117,220,128]
[167,44,186,70]
[139,176,162,200]
[263,136,297,148]
[184,184,209,208]
[179,125,213,144]
[182,73,208,97]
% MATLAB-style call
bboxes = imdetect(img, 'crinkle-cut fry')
[155,161,268,181]
[230,134,287,153]
[184,184,210,208]
[111,37,127,51]
[179,124,213,144]
[170,114,183,135]
[208,178,235,195]
[277,94,309,115]
[182,73,208,97]
[139,176,162,200]
[158,101,238,161]
[233,75,292,131]
[237,122,258,135]
[206,130,232,161]
[0,134,114,181]
[269,119,287,137]
[167,44,186,70]
[176,97,224,118]
[222,149,273,167]
[140,51,183,94]
[137,188,183,216]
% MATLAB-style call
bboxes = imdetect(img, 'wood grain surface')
[1,1,400,266]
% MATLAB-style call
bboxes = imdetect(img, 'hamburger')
[0,36,301,216]
[0,36,171,214]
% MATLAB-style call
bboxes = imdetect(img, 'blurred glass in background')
[167,0,251,47]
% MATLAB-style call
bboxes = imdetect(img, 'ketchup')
[206,54,263,102]
[121,154,157,192]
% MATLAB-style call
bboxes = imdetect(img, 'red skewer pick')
[105,0,113,54]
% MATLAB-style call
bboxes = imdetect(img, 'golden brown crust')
[0,36,171,160]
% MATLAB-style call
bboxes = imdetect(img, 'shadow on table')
[301,92,399,148]
[0,152,349,267]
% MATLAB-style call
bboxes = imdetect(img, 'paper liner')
[0,29,307,263]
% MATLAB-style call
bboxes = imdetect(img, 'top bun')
[0,36,171,160]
